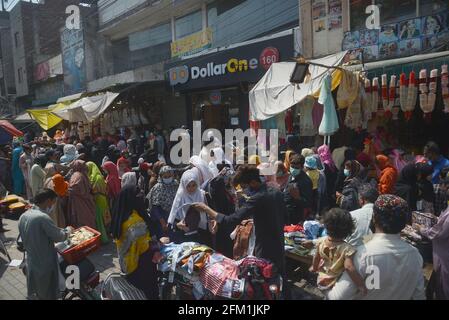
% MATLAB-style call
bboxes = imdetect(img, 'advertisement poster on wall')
[399,18,421,39]
[61,27,86,95]
[314,19,327,33]
[328,0,342,30]
[312,0,326,20]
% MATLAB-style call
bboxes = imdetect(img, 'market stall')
[0,120,24,144]
[158,242,282,300]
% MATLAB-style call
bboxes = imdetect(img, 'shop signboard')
[61,26,87,95]
[171,28,213,58]
[167,34,293,90]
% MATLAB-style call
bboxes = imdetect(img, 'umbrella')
[0,120,24,144]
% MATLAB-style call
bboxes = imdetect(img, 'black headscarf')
[111,184,148,239]
[395,163,419,210]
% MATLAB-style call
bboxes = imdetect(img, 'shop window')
[419,0,448,16]
[350,0,374,31]
[175,10,202,40]
[129,22,171,51]
[207,0,298,48]
[375,0,417,25]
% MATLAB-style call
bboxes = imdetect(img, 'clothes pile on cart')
[158,242,281,300]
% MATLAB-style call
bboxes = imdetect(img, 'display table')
[285,251,313,266]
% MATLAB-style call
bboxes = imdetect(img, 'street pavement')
[0,218,121,300]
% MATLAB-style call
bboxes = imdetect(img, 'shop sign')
[167,34,292,90]
[171,28,213,59]
[210,91,222,105]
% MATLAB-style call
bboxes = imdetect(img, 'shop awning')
[57,92,84,103]
[249,51,348,121]
[12,111,34,123]
[53,92,120,123]
[0,120,24,144]
[27,103,68,131]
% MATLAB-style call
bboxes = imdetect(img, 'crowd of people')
[0,129,448,300]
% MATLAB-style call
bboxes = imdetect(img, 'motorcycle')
[17,235,100,300]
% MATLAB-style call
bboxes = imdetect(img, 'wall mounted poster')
[399,18,421,39]
[314,19,327,33]
[329,16,342,30]
[360,29,379,46]
[361,45,379,61]
[312,0,326,20]
[422,14,447,36]
[342,31,360,50]
[328,0,342,16]
[379,24,399,44]
[399,38,422,56]
[379,41,399,59]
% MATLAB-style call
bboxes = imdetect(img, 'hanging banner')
[171,28,213,58]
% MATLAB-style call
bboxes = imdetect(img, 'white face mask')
[162,177,174,184]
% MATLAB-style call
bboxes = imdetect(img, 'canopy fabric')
[53,92,120,123]
[13,111,34,123]
[249,51,348,121]
[27,103,68,131]
[0,120,24,137]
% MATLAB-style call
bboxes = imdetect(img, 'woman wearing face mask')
[168,169,214,244]
[146,166,179,239]
[337,160,365,212]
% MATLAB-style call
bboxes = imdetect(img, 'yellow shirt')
[306,169,320,190]
[315,237,356,290]
[115,211,151,274]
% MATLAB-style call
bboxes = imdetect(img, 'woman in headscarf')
[111,184,159,300]
[395,163,419,212]
[12,142,24,195]
[209,147,233,177]
[189,156,214,186]
[376,154,398,195]
[87,162,110,244]
[60,144,78,165]
[275,161,289,191]
[67,160,96,229]
[335,148,357,193]
[44,174,68,228]
[146,166,179,239]
[121,172,137,188]
[117,152,131,179]
[416,162,435,213]
[337,160,365,211]
[102,161,121,209]
[116,139,127,153]
[30,155,48,199]
[284,150,296,172]
[136,160,152,197]
[148,161,166,191]
[248,154,261,167]
[168,169,211,244]
[19,144,34,199]
[318,144,337,207]
[44,149,69,184]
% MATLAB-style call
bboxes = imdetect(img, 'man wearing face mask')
[18,189,74,300]
[283,154,313,224]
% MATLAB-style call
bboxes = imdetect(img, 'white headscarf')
[121,172,137,188]
[189,156,214,185]
[168,169,207,229]
[209,147,233,177]
[117,140,127,152]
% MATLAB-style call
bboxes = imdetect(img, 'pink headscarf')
[317,145,336,172]
[102,161,121,199]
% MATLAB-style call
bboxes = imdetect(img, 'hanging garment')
[337,70,359,109]
[285,109,294,134]
[276,113,287,140]
[319,75,340,136]
[299,97,317,137]
[344,82,363,130]
[312,101,324,131]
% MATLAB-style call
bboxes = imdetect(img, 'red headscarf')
[102,161,121,198]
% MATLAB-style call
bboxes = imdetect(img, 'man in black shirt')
[193,165,286,274]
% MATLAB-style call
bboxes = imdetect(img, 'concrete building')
[95,0,300,130]
[0,11,16,117]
